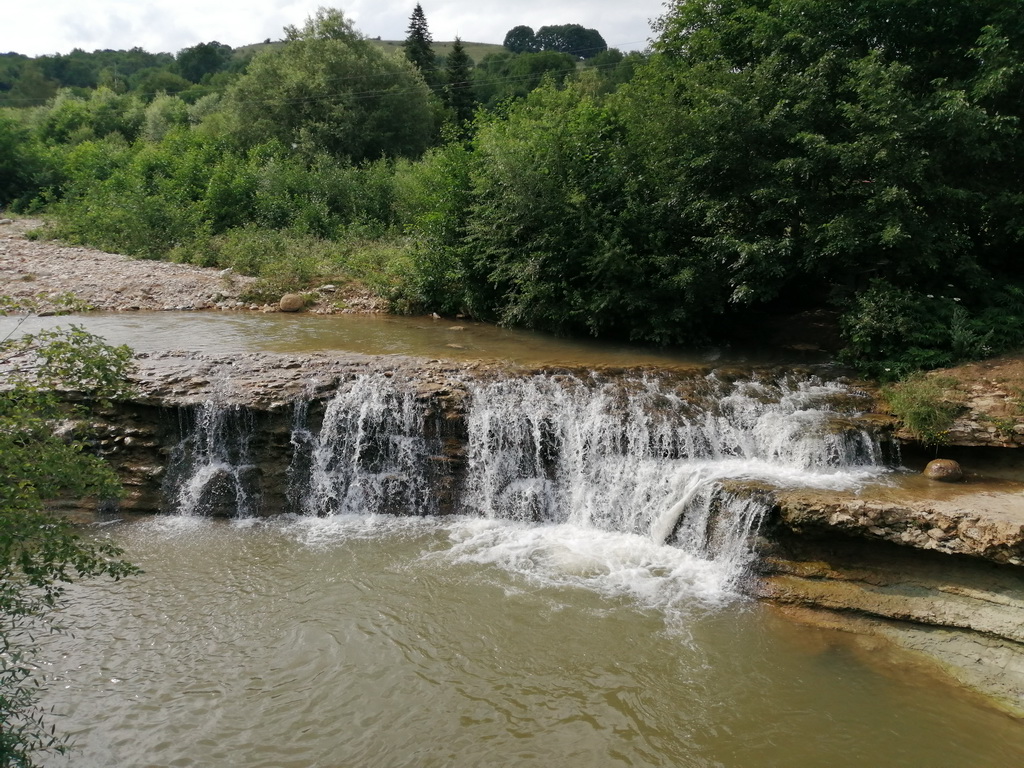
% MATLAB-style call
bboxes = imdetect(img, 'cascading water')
[163,402,260,516]
[288,374,438,516]
[458,373,886,589]
[166,370,888,600]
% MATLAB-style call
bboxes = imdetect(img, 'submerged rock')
[924,458,963,482]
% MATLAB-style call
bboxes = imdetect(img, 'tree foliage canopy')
[504,23,607,59]
[635,0,1024,306]
[176,41,233,83]
[225,8,435,161]
[443,37,476,125]
[503,26,539,54]
[535,24,608,59]
[403,3,435,79]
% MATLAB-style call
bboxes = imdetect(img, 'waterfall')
[163,402,260,517]
[288,374,438,516]
[460,374,885,584]
[165,371,887,592]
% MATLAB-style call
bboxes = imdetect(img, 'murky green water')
[39,516,1024,768]
[1,311,788,367]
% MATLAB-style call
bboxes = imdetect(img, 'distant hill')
[370,39,505,65]
[234,39,506,66]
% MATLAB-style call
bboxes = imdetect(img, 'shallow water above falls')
[1,310,793,367]
[40,516,1024,768]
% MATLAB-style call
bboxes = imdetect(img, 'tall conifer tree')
[403,4,435,82]
[444,37,475,125]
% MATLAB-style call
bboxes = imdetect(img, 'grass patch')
[168,225,418,307]
[882,374,966,446]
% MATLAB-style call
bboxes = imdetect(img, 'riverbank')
[0,217,385,313]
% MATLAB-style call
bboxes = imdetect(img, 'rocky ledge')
[754,533,1024,716]
[772,481,1024,565]
[895,356,1024,448]
[744,477,1024,716]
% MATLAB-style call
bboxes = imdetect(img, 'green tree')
[535,24,607,59]
[0,115,49,208]
[503,26,538,54]
[403,4,435,83]
[176,41,233,83]
[225,8,435,161]
[2,62,58,107]
[456,80,719,340]
[614,0,1024,357]
[583,49,646,92]
[131,68,192,98]
[443,37,476,125]
[1,298,139,767]
[35,88,144,145]
[472,50,578,108]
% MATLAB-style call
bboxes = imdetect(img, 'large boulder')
[924,459,963,482]
[279,293,305,312]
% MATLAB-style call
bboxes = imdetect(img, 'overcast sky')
[3,1,668,58]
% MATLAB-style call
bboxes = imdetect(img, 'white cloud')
[2,1,663,57]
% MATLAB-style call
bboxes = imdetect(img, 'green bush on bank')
[838,280,1024,380]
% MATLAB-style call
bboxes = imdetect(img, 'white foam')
[438,518,744,611]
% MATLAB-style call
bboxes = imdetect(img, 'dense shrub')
[0,113,51,207]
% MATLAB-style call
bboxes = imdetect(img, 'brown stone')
[279,293,305,312]
[924,458,963,482]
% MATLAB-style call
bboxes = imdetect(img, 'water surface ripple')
[40,517,1024,768]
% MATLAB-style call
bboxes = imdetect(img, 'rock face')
[770,484,1024,565]
[747,478,1024,715]
[755,534,1024,716]
[892,357,1024,448]
[85,351,485,516]
[923,458,963,481]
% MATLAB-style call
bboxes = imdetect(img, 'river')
[8,311,1024,766]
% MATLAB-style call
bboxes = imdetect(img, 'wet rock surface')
[772,482,1024,565]
[755,535,1024,716]
[923,458,963,481]
[749,472,1024,714]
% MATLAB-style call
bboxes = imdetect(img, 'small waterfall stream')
[163,402,261,516]
[288,374,438,516]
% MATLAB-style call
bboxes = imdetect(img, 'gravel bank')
[0,218,385,313]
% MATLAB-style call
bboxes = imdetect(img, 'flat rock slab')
[756,535,1024,716]
[775,478,1024,565]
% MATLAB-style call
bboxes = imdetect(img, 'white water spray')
[460,374,886,589]
[165,402,260,516]
[290,375,437,516]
